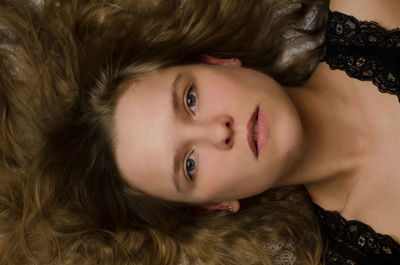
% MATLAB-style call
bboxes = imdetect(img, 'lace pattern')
[315,205,400,265]
[318,11,400,264]
[323,11,400,100]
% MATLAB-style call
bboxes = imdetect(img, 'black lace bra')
[315,205,400,265]
[316,11,400,265]
[323,10,400,100]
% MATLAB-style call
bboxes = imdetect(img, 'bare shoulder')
[329,0,400,30]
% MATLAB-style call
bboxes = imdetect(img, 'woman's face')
[113,64,303,204]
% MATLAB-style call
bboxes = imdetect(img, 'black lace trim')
[322,11,400,101]
[315,204,400,265]
[318,10,400,264]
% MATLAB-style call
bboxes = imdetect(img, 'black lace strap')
[323,11,400,101]
[314,204,400,265]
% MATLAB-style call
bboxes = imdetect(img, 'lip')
[257,107,267,155]
[247,106,259,158]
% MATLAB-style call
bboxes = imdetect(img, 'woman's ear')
[200,55,242,67]
[203,200,240,213]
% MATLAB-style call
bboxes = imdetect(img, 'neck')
[281,69,373,210]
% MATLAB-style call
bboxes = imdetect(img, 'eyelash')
[184,149,198,182]
[184,84,198,116]
[183,83,199,182]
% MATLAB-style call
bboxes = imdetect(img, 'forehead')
[113,67,179,198]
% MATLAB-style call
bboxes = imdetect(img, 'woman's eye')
[185,152,196,182]
[185,85,197,113]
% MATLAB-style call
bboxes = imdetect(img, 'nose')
[192,115,234,150]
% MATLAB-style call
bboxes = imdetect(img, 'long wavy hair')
[0,0,328,264]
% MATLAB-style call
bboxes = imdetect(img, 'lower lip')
[257,108,267,155]
[247,107,258,158]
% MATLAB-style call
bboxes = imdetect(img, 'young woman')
[1,0,399,264]
[98,2,400,263]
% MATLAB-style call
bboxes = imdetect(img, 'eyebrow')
[173,151,183,193]
[171,73,184,193]
[172,73,182,118]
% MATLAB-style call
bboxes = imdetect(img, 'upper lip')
[247,106,259,158]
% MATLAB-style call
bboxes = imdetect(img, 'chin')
[265,107,304,183]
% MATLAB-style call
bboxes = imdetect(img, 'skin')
[114,63,304,210]
[114,61,400,241]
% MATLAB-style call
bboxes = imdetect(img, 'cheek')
[195,156,232,196]
[196,153,251,200]
[199,83,253,114]
[199,150,279,200]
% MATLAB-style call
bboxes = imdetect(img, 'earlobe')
[203,200,240,213]
[200,55,242,67]
[228,200,240,213]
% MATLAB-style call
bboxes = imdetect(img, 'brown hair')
[0,0,328,264]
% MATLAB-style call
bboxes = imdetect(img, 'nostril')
[226,122,230,127]
[225,138,230,144]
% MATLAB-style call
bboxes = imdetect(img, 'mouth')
[247,106,259,158]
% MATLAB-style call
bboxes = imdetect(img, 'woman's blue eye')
[186,86,197,113]
[185,152,196,182]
